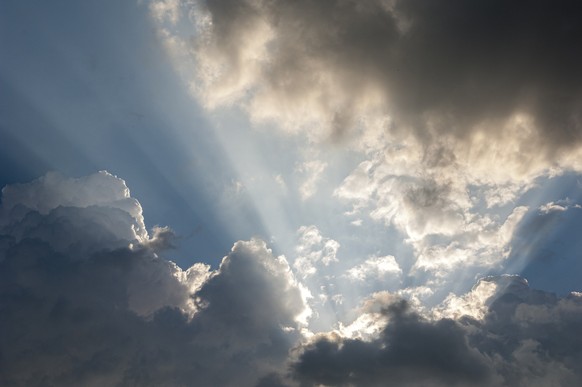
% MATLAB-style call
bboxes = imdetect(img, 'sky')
[1,1,582,386]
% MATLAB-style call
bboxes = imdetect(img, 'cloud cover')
[292,276,582,387]
[173,0,582,183]
[0,172,307,386]
[177,0,582,169]
[2,172,582,386]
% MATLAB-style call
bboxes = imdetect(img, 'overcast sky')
[2,1,582,386]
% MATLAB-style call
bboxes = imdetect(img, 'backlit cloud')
[292,276,582,387]
[159,0,582,173]
[0,172,307,386]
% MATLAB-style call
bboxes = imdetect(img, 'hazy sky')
[2,1,582,386]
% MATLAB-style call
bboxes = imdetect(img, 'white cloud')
[538,199,580,214]
[274,174,288,194]
[434,277,502,321]
[293,225,339,277]
[334,144,531,283]
[345,255,401,282]
[0,171,147,239]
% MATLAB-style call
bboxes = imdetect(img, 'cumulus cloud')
[292,275,582,386]
[335,146,530,283]
[0,172,308,386]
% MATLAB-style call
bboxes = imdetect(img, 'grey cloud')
[293,300,493,387]
[392,0,582,146]
[470,276,582,386]
[0,173,306,386]
[193,0,582,156]
[192,238,306,351]
[292,276,582,386]
[141,225,178,252]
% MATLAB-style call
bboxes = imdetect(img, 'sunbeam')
[2,0,582,385]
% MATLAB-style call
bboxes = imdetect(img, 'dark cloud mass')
[0,172,306,386]
[294,301,492,387]
[196,0,582,157]
[292,276,582,386]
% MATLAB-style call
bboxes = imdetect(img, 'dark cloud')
[292,276,582,386]
[392,0,582,145]
[293,300,493,387]
[194,0,582,157]
[0,172,306,386]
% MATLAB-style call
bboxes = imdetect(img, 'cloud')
[0,172,308,386]
[335,146,530,282]
[293,298,495,387]
[158,0,582,172]
[345,255,402,282]
[2,172,582,386]
[293,225,339,278]
[1,170,141,218]
[292,275,582,386]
